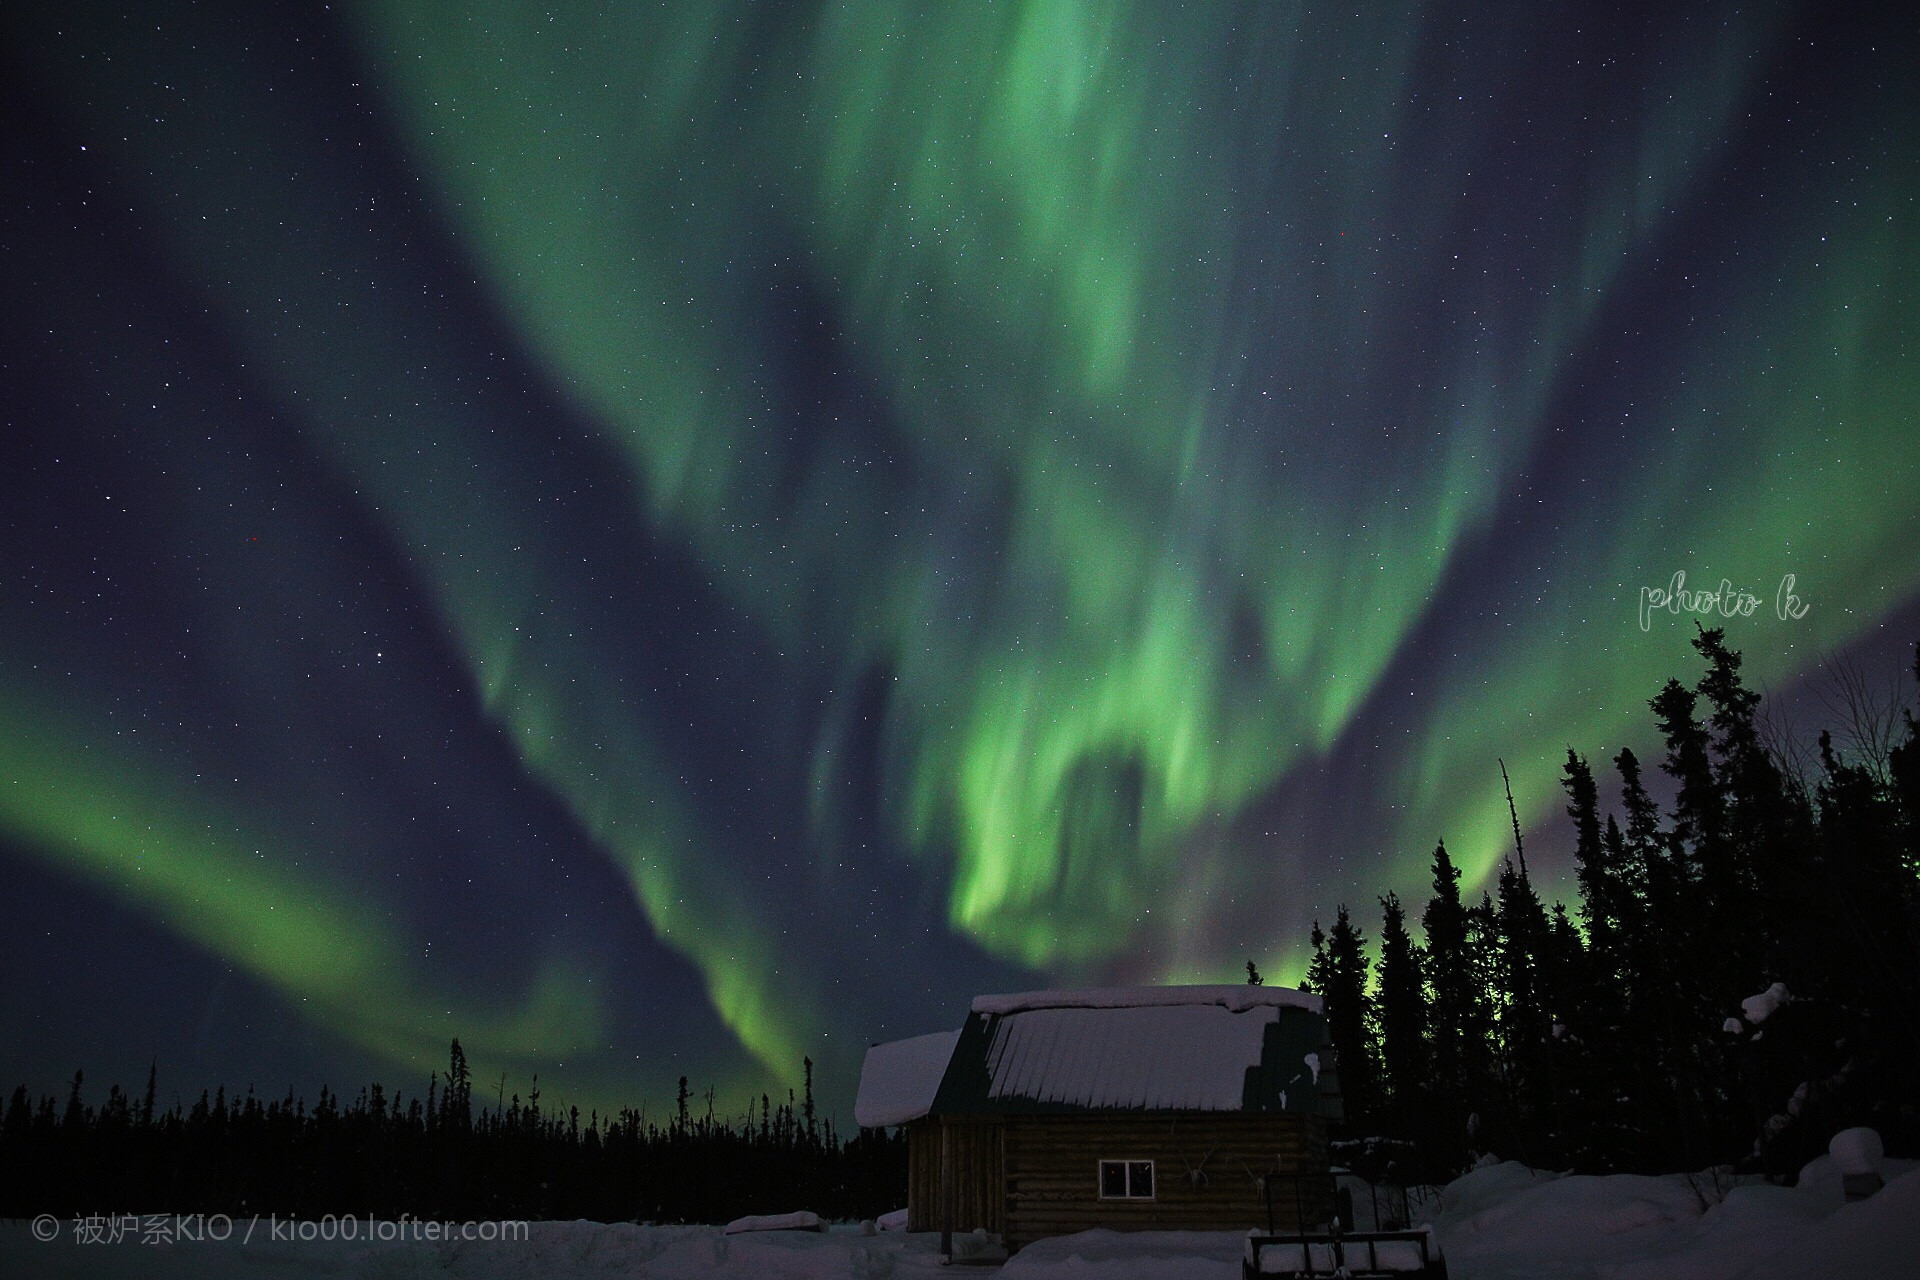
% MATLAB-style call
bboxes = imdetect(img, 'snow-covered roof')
[942,985,1331,1115]
[983,1002,1281,1111]
[972,983,1322,1017]
[854,1030,961,1128]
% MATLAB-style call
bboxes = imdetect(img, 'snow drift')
[3,1147,1914,1277]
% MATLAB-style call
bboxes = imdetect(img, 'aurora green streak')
[3,0,1915,1110]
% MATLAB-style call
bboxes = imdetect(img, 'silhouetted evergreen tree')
[443,1039,472,1132]
[803,1057,817,1146]
[1324,905,1379,1128]
[1301,919,1332,998]
[1373,891,1427,1143]
[1650,674,1731,1009]
[1420,839,1481,1167]
[1606,745,1695,1164]
[1563,750,1627,1001]
[1651,677,1725,890]
[1463,891,1504,1152]
[1695,626,1807,975]
[1492,856,1554,1156]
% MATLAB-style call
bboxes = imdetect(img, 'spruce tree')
[444,1040,472,1133]
[1650,677,1728,928]
[1613,745,1672,1053]
[1816,727,1920,1089]
[1891,642,1920,877]
[1541,902,1594,1160]
[1374,891,1428,1140]
[1421,840,1477,1166]
[1560,751,1631,1165]
[1693,626,1799,969]
[1563,750,1625,990]
[1646,676,1740,1165]
[1615,747,1661,852]
[1493,857,1551,1148]
[1302,920,1332,997]
[803,1057,817,1145]
[1324,905,1379,1130]
[1464,892,1504,1150]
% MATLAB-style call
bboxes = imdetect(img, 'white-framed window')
[1098,1159,1155,1200]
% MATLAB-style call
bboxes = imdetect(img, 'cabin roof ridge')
[970,983,1322,1017]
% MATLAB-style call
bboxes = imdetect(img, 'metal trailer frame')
[1243,1171,1448,1278]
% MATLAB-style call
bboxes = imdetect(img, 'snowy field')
[4,1150,1914,1278]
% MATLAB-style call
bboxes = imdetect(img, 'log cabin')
[855,985,1343,1252]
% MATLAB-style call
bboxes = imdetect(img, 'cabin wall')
[906,1116,1005,1235]
[1001,1112,1328,1249]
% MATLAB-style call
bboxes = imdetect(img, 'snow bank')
[1787,1146,1918,1212]
[1740,981,1790,1024]
[1436,1162,1713,1276]
[5,1143,1914,1278]
[1828,1125,1884,1175]
[1004,1228,1243,1280]
[722,1210,823,1234]
[853,1029,959,1127]
[972,984,1320,1017]
[1430,1151,1920,1279]
[624,1222,946,1279]
[1731,1161,1920,1278]
[0,1219,960,1280]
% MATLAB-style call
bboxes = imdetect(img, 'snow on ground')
[0,1219,957,1280]
[1733,1158,1920,1279]
[723,1209,824,1234]
[1005,1229,1244,1280]
[4,1148,1916,1278]
[1415,1145,1918,1279]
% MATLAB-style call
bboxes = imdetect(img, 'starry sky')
[3,1,1916,1121]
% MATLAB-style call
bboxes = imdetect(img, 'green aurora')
[2,0,1916,1113]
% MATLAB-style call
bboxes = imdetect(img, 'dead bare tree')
[1754,684,1816,801]
[1816,651,1911,786]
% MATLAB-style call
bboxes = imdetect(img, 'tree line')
[0,1042,905,1223]
[1291,628,1920,1182]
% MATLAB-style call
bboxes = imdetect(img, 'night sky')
[3,1,1916,1121]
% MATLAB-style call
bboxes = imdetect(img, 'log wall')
[1001,1112,1328,1249]
[905,1116,1005,1235]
